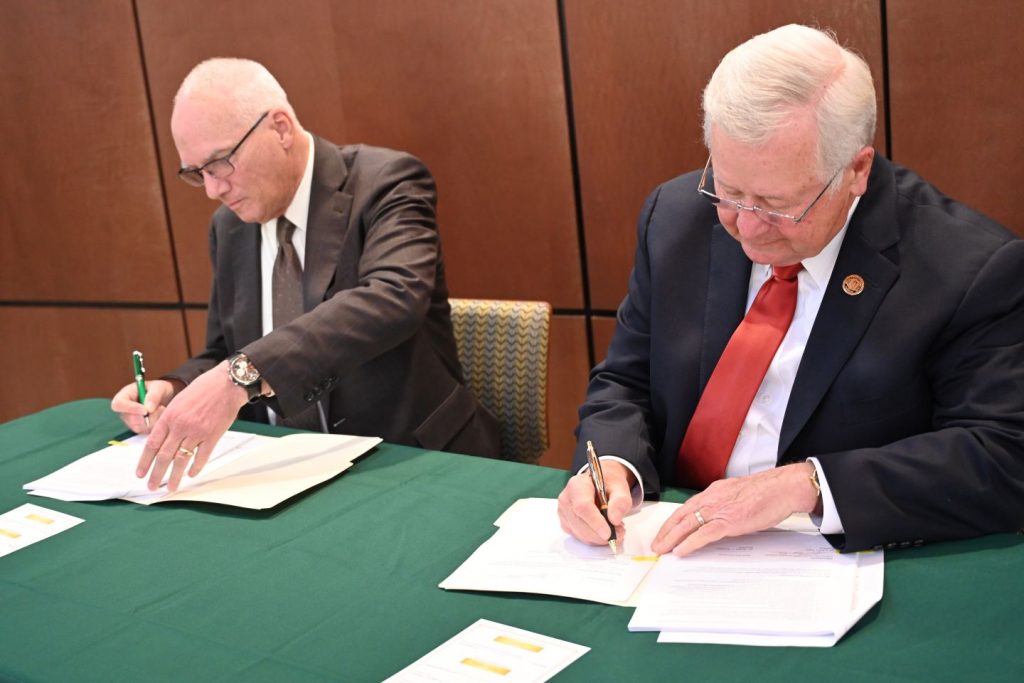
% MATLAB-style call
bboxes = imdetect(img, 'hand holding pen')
[111,352,177,434]
[132,350,150,428]
[586,440,618,554]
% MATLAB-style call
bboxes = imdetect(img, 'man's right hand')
[557,459,635,547]
[111,379,177,434]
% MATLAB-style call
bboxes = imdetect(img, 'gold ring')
[177,446,197,458]
[694,510,706,527]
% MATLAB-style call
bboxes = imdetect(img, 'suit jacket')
[574,155,1024,552]
[171,137,501,459]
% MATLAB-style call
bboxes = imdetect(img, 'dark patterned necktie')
[675,263,803,488]
[272,217,304,329]
[271,217,320,430]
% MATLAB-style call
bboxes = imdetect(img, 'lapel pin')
[842,274,865,296]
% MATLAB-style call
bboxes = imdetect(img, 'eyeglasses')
[177,111,269,187]
[696,154,841,225]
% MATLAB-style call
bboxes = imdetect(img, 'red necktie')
[675,263,803,488]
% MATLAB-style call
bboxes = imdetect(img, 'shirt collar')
[758,195,862,289]
[279,131,315,234]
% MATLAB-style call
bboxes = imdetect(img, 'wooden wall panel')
[0,308,189,423]
[0,0,177,302]
[887,0,1023,234]
[136,0,345,304]
[136,0,581,308]
[330,0,580,306]
[565,0,886,310]
[537,315,591,471]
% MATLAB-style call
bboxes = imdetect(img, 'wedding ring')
[177,446,197,459]
[694,509,706,527]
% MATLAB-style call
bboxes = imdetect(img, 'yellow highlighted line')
[26,514,54,525]
[631,555,659,562]
[494,635,542,652]
[460,658,510,675]
[108,440,125,446]
[0,528,21,539]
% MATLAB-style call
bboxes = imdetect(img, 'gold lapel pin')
[842,274,865,296]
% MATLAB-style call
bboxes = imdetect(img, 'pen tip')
[609,539,618,554]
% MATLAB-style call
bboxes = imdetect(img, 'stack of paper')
[441,499,883,646]
[441,498,677,606]
[24,430,381,509]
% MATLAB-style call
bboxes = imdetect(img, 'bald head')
[173,58,300,131]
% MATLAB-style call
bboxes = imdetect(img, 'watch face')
[229,355,260,385]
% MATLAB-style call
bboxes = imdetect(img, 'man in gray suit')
[112,58,499,491]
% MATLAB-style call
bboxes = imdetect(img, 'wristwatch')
[227,353,263,401]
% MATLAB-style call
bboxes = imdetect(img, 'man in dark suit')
[558,24,1024,554]
[112,58,499,491]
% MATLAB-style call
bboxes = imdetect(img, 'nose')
[202,171,229,200]
[733,206,773,237]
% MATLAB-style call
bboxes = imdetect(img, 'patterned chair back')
[448,299,551,463]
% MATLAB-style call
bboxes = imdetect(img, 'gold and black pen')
[586,440,618,554]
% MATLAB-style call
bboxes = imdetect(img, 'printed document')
[440,498,678,605]
[443,498,883,646]
[0,504,84,558]
[24,430,380,509]
[383,619,588,683]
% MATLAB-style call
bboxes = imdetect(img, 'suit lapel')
[699,226,753,387]
[226,219,263,347]
[303,135,353,310]
[779,157,901,457]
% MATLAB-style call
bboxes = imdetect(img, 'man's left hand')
[651,462,820,556]
[135,361,250,492]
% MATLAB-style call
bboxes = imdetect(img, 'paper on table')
[629,530,884,647]
[655,550,884,647]
[23,431,265,500]
[440,498,680,606]
[0,504,84,558]
[383,618,589,683]
[24,431,381,510]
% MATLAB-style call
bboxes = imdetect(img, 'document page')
[441,498,679,605]
[0,504,84,558]
[629,530,876,643]
[23,431,267,500]
[24,431,382,509]
[383,619,588,683]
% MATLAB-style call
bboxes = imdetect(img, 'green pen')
[132,350,150,427]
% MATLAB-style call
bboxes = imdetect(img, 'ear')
[269,109,296,150]
[849,146,875,197]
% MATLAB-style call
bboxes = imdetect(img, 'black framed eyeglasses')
[696,154,841,225]
[177,111,269,187]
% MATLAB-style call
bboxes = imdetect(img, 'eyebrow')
[715,176,790,204]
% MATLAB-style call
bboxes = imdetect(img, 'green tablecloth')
[1,399,1022,681]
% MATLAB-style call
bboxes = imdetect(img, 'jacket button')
[304,392,315,402]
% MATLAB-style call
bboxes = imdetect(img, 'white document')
[383,618,589,683]
[630,531,884,647]
[440,498,679,606]
[0,504,84,558]
[24,431,381,509]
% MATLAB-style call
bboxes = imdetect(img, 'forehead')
[708,117,819,196]
[170,94,245,164]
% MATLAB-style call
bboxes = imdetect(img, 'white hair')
[175,58,299,127]
[702,24,876,186]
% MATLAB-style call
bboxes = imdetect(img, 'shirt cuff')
[807,457,845,535]
[576,456,645,509]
